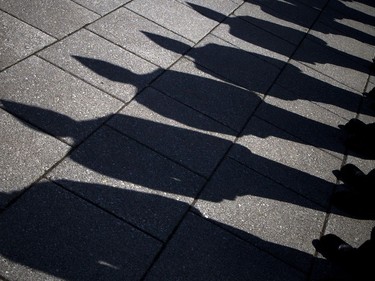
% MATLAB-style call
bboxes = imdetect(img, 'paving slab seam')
[226,154,332,211]
[134,93,315,277]
[208,32,288,70]
[314,13,375,49]
[302,2,375,276]
[0,104,74,149]
[82,27,168,69]
[273,81,362,122]
[148,84,244,134]
[0,155,74,213]
[0,3,142,72]
[0,5,120,72]
[327,0,375,22]
[0,8,59,41]
[0,104,130,215]
[34,52,137,104]
[254,113,344,161]
[136,104,284,279]
[176,0,241,15]
[68,0,103,16]
[305,172,344,280]
[122,5,196,45]
[1,0,373,279]
[140,211,308,281]
[293,54,373,94]
[48,178,165,243]
[104,123,209,179]
[192,212,310,275]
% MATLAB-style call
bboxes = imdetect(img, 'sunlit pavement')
[1,1,374,280]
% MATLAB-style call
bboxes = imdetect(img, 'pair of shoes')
[331,164,375,219]
[313,227,375,281]
[331,191,375,219]
[339,119,375,159]
[313,234,356,266]
[333,164,375,195]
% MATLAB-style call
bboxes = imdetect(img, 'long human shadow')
[243,0,375,45]
[0,180,333,280]
[141,32,368,116]
[1,100,364,218]
[187,2,372,71]
[64,54,368,158]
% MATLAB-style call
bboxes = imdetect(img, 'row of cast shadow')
[313,61,375,281]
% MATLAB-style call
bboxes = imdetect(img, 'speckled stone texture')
[194,157,326,272]
[0,109,69,208]
[229,117,339,208]
[72,0,131,15]
[187,34,281,95]
[152,58,261,132]
[0,180,161,280]
[109,87,236,177]
[0,0,99,38]
[1,0,375,280]
[39,29,162,102]
[47,126,205,241]
[126,0,218,43]
[0,56,123,145]
[144,212,307,281]
[0,11,55,70]
[87,7,193,68]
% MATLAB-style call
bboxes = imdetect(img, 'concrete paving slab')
[0,0,99,39]
[0,109,69,208]
[229,117,339,207]
[108,87,236,177]
[244,0,320,29]
[370,72,375,85]
[0,11,55,70]
[187,34,280,94]
[0,56,123,145]
[87,8,193,68]
[48,126,205,241]
[0,180,161,281]
[328,0,375,26]
[126,0,218,43]
[293,0,328,10]
[72,0,130,15]
[345,154,375,176]
[234,1,309,45]
[309,21,375,67]
[144,212,306,281]
[212,15,295,68]
[1,0,373,279]
[319,6,375,47]
[177,0,240,22]
[194,157,326,272]
[39,29,161,102]
[293,37,369,92]
[324,212,375,248]
[256,84,347,159]
[310,209,375,280]
[275,60,362,120]
[152,58,260,132]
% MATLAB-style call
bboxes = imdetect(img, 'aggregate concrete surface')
[1,0,374,280]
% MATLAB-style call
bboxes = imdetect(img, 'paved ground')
[1,0,374,280]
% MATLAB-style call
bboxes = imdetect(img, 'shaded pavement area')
[1,0,375,280]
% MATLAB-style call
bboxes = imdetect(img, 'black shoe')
[313,233,355,266]
[331,191,375,219]
[333,164,375,194]
[339,119,367,135]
